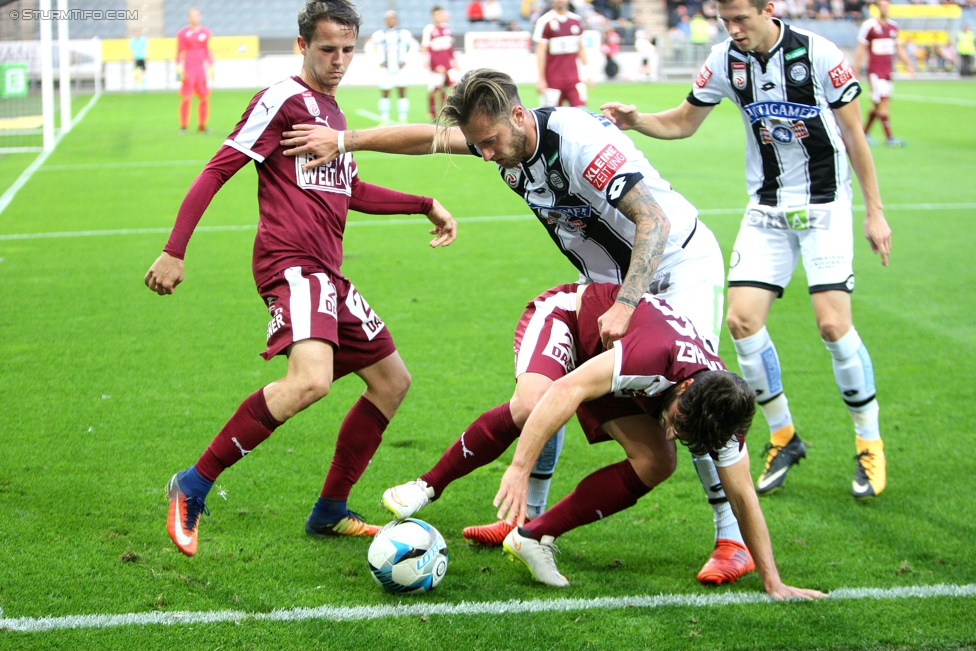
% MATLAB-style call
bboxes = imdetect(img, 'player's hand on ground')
[425,199,456,247]
[766,583,826,601]
[600,102,639,130]
[863,212,892,266]
[280,125,339,169]
[597,301,636,349]
[144,252,184,295]
[493,463,531,527]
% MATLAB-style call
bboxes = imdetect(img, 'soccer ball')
[367,518,448,595]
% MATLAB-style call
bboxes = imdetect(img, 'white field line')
[0,94,101,216]
[898,94,976,107]
[1,203,974,243]
[0,583,973,633]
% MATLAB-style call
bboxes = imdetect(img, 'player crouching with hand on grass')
[383,282,823,598]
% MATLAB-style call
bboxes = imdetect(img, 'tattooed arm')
[597,181,671,348]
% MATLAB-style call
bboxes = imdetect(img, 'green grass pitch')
[0,80,974,650]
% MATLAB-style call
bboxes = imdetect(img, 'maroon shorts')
[552,82,583,107]
[513,283,643,444]
[258,266,396,379]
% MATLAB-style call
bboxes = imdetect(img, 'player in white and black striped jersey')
[602,0,892,502]
[365,11,418,123]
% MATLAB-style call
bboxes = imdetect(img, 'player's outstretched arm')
[600,100,712,140]
[833,100,891,266]
[280,124,469,170]
[597,181,670,348]
[718,457,825,601]
[494,351,615,526]
[145,252,185,296]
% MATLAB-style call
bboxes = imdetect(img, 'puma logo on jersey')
[259,101,274,115]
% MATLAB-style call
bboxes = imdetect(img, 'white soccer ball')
[367,518,448,595]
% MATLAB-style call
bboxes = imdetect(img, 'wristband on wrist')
[337,130,347,155]
[615,295,639,308]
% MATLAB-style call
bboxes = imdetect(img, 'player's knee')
[385,368,412,404]
[816,316,850,343]
[632,451,676,488]
[726,308,761,340]
[296,376,332,408]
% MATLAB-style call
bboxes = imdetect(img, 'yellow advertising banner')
[102,36,259,63]
[899,30,951,47]
[869,4,962,19]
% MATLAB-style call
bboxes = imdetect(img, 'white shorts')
[869,73,893,103]
[428,69,458,91]
[727,200,855,297]
[379,66,408,91]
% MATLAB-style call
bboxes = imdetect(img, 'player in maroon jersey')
[855,0,914,147]
[144,0,457,558]
[382,283,823,597]
[421,6,458,120]
[175,8,214,134]
[533,0,589,107]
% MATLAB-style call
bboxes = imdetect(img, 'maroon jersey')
[163,76,431,288]
[579,283,725,416]
[858,17,900,80]
[422,23,455,70]
[533,10,584,86]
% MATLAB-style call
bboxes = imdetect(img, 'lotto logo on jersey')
[583,144,626,190]
[694,64,712,89]
[295,153,352,194]
[829,59,854,88]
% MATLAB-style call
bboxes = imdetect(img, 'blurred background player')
[129,28,148,92]
[855,0,914,147]
[534,0,588,108]
[635,30,660,82]
[958,25,975,77]
[176,8,213,134]
[421,6,457,120]
[602,0,892,501]
[366,10,419,124]
[145,0,457,558]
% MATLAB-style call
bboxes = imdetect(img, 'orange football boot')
[697,539,755,585]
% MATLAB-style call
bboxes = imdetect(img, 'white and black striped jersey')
[468,107,699,286]
[366,28,419,70]
[689,19,862,208]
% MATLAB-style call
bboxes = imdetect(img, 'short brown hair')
[298,0,361,44]
[715,0,770,13]
[672,371,756,456]
[438,68,522,129]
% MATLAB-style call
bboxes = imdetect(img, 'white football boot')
[502,528,569,587]
[382,479,435,519]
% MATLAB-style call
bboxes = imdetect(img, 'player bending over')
[494,284,823,597]
[145,0,456,557]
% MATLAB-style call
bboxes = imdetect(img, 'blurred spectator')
[690,11,711,59]
[773,0,789,17]
[467,1,485,23]
[670,4,689,29]
[602,24,621,78]
[958,25,975,75]
[485,0,503,23]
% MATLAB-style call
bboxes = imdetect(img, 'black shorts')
[134,59,146,71]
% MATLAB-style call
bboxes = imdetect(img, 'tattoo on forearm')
[615,182,670,306]
[348,130,358,153]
